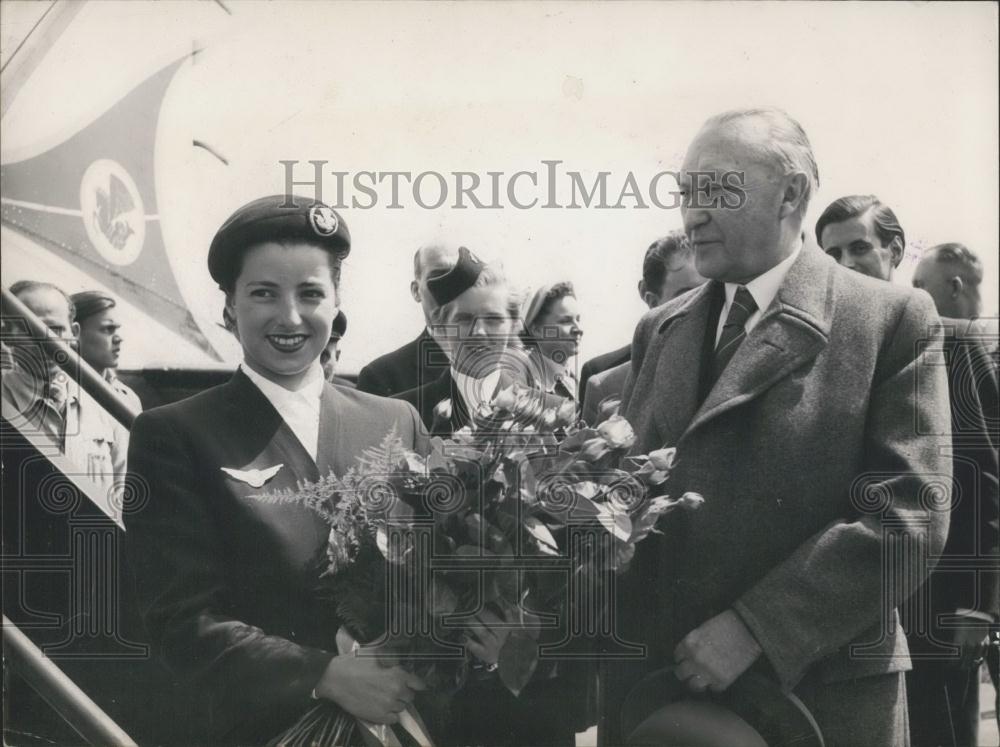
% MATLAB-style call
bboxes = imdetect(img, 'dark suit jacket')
[125,371,426,743]
[602,247,952,743]
[578,344,630,402]
[581,361,630,426]
[357,329,447,397]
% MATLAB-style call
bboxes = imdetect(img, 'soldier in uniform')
[71,290,143,412]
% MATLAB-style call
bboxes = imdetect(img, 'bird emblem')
[93,173,137,251]
[220,463,284,488]
[309,205,338,236]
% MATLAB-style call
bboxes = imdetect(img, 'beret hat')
[208,194,350,288]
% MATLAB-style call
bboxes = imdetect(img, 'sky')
[2,1,997,371]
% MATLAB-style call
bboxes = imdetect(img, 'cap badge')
[309,205,339,236]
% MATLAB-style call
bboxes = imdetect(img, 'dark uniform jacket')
[125,371,426,743]
[356,329,446,398]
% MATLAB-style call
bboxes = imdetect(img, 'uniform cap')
[425,246,486,306]
[208,194,350,289]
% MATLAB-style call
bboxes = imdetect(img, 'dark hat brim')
[621,668,824,747]
[425,246,485,306]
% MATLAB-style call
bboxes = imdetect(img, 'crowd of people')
[1,105,998,746]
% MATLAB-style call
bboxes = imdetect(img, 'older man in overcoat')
[600,109,952,746]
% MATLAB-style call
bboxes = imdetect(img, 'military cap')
[425,246,486,306]
[70,291,116,322]
[208,194,350,289]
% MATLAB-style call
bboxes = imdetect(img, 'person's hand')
[674,609,763,693]
[946,612,992,670]
[314,651,426,724]
[464,608,511,667]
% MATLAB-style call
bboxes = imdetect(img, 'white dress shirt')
[715,238,803,346]
[241,363,325,461]
[452,368,502,415]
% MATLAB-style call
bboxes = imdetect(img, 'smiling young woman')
[123,195,432,745]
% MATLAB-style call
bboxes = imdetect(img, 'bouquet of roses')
[256,386,702,747]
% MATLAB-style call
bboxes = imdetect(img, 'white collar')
[241,363,325,460]
[241,363,325,410]
[724,237,803,317]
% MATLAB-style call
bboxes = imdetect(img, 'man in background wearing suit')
[819,214,999,746]
[814,194,905,281]
[581,231,704,424]
[356,243,455,396]
[603,108,951,746]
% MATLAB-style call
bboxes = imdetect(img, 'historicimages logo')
[279,160,747,211]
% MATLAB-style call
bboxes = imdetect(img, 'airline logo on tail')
[1,56,223,361]
[80,159,145,265]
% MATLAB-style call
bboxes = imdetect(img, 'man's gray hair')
[705,107,820,209]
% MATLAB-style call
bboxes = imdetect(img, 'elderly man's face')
[819,210,901,281]
[680,124,789,283]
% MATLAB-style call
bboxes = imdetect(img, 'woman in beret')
[125,195,448,744]
[522,282,584,402]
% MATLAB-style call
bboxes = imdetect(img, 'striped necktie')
[710,285,758,386]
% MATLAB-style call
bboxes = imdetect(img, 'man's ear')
[888,236,904,268]
[778,172,809,219]
[71,321,81,340]
[410,280,422,304]
[950,275,965,298]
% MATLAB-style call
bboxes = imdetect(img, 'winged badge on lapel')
[220,464,284,488]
